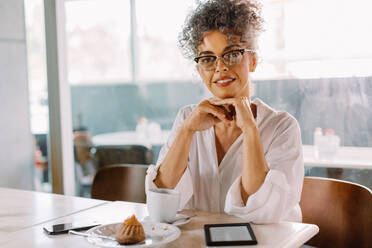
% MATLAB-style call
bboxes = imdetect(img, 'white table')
[0,189,319,248]
[0,187,106,235]
[92,130,171,148]
[303,145,372,170]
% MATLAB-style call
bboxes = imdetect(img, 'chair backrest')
[300,176,372,248]
[92,145,153,169]
[91,164,148,203]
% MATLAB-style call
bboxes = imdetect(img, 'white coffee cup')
[146,188,180,223]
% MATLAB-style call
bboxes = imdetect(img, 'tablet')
[204,223,257,246]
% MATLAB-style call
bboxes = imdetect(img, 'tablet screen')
[204,223,257,246]
[210,226,252,241]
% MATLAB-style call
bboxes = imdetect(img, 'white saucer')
[143,214,192,226]
[85,221,180,247]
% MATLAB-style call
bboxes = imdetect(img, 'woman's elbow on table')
[224,173,301,224]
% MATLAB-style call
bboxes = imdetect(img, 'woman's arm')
[154,125,194,189]
[208,97,304,223]
[210,97,269,202]
[224,117,304,223]
[240,125,269,202]
[154,100,231,189]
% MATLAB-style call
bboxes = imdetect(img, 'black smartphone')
[43,222,100,235]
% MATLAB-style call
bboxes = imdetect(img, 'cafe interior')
[1,0,371,247]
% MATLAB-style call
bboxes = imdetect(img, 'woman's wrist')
[240,122,258,136]
[179,122,196,136]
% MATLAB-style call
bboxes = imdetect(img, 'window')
[135,0,195,82]
[25,0,48,134]
[64,0,197,84]
[255,0,372,79]
[25,0,51,192]
[65,0,131,84]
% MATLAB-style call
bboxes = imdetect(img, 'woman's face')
[196,30,257,99]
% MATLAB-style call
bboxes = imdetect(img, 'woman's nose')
[215,57,228,72]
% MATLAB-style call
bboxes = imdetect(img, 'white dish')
[85,221,180,247]
[143,214,192,226]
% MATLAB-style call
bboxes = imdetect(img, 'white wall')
[0,0,33,189]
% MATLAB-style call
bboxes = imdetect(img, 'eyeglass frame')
[193,49,256,71]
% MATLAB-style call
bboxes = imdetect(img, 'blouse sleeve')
[224,114,304,224]
[145,107,194,210]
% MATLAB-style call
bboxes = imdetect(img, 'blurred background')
[1,0,371,197]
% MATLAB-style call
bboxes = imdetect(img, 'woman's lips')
[214,78,235,87]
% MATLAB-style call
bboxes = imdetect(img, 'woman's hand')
[182,100,232,133]
[209,96,256,132]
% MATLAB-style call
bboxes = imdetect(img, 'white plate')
[85,221,180,247]
[142,214,192,226]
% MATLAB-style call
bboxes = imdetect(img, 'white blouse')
[145,98,304,224]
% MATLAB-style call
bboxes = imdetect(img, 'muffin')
[116,215,146,245]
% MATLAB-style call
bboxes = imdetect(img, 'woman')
[146,0,304,224]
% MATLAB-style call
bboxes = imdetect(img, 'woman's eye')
[228,51,240,58]
[200,57,215,63]
[223,51,241,63]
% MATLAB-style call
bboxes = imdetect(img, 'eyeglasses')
[194,49,255,71]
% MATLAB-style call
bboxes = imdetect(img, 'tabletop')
[1,200,319,248]
[302,145,372,169]
[0,187,106,235]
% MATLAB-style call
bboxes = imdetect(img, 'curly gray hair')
[178,0,264,60]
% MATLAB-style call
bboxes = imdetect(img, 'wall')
[0,0,33,189]
[255,76,372,147]
[70,82,205,135]
[70,77,372,147]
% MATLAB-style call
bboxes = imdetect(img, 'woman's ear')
[249,54,258,72]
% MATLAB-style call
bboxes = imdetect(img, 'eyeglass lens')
[198,50,243,70]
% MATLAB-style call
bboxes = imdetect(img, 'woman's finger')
[208,98,236,106]
[209,96,251,106]
[208,98,237,119]
[200,103,231,123]
[212,97,255,122]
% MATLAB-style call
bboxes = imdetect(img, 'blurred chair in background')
[326,167,344,179]
[91,164,148,203]
[74,130,97,197]
[33,135,49,192]
[300,177,372,248]
[91,145,154,169]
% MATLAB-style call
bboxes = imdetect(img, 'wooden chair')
[91,145,154,169]
[91,164,148,203]
[300,176,372,248]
